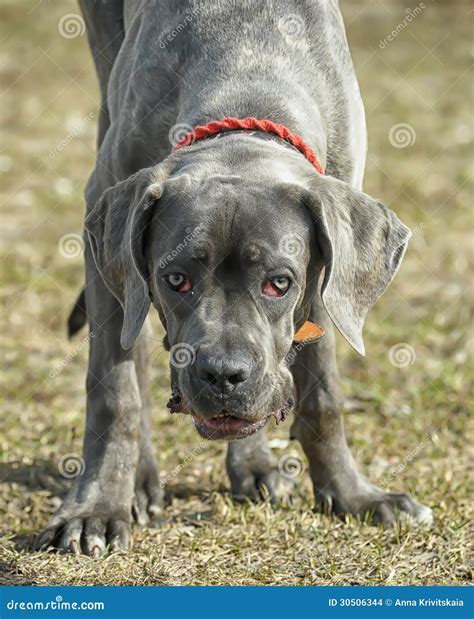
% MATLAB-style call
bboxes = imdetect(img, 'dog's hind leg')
[132,320,163,525]
[79,0,124,145]
[290,296,433,526]
[226,430,294,503]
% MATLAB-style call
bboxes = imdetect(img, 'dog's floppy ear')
[305,174,411,355]
[85,164,170,350]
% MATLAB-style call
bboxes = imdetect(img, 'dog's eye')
[262,276,290,297]
[165,273,192,292]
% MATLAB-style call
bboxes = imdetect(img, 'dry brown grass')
[0,0,472,586]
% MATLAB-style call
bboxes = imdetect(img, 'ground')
[0,0,472,586]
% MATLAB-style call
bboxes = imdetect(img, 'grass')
[0,0,472,586]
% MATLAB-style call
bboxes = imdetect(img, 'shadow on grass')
[1,460,225,501]
[0,460,68,496]
[0,560,34,585]
[0,460,67,553]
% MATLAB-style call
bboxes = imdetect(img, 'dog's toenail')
[91,545,101,558]
[148,505,161,519]
[69,540,79,555]
[36,529,55,550]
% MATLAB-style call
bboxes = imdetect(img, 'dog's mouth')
[192,411,269,440]
[167,390,293,441]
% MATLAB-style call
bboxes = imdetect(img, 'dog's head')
[85,138,410,440]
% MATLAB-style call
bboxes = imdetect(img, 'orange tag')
[293,321,325,344]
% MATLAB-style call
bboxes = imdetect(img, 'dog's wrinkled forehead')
[151,170,313,271]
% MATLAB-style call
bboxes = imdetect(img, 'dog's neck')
[176,87,328,171]
[174,119,325,175]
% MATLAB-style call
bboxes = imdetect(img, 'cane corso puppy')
[38,0,432,554]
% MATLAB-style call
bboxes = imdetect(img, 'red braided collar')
[174,116,325,175]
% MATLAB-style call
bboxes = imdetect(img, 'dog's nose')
[195,352,253,392]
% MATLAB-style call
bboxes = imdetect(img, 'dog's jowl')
[37,0,432,555]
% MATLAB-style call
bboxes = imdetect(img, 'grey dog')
[37,0,432,555]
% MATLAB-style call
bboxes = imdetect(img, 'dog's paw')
[36,505,132,556]
[316,486,433,527]
[226,432,296,504]
[35,476,135,555]
[132,454,163,526]
[229,465,295,503]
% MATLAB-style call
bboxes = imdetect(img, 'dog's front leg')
[291,297,432,526]
[37,250,142,554]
